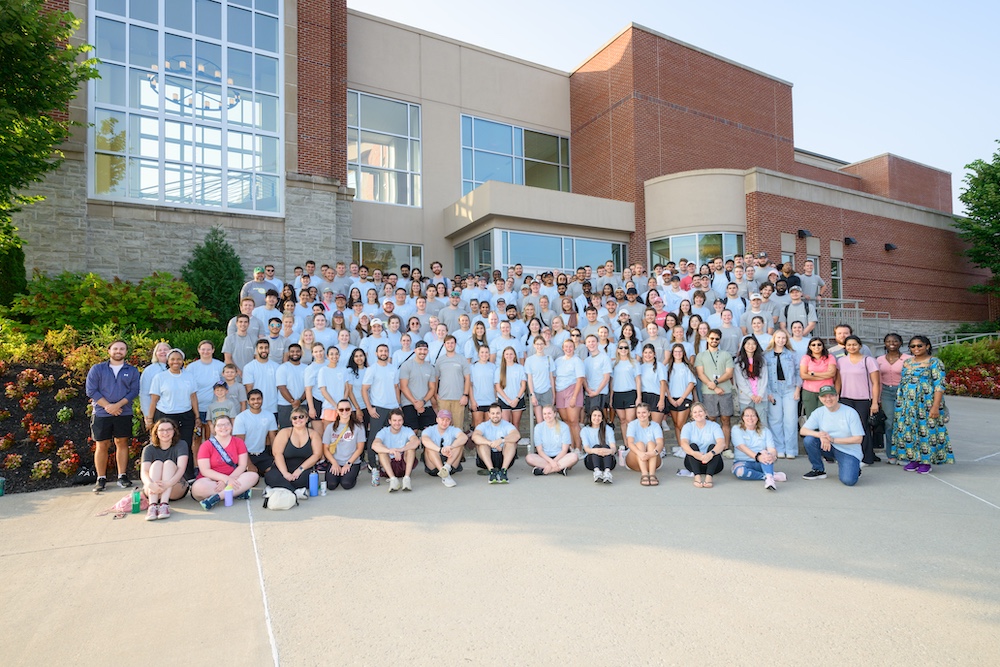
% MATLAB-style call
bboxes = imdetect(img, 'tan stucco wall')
[644,170,748,239]
[346,10,573,271]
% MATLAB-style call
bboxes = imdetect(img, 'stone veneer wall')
[14,157,353,282]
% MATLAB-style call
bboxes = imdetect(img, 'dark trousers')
[326,463,362,490]
[683,446,725,475]
[840,397,875,464]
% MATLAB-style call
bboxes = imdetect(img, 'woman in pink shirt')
[191,415,259,510]
[876,333,910,464]
[836,335,881,465]
[799,337,837,417]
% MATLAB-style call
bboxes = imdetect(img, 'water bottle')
[618,445,627,467]
[224,485,233,507]
[319,479,328,496]
[131,487,141,514]
[308,471,319,497]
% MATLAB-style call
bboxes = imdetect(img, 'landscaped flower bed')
[946,364,1000,399]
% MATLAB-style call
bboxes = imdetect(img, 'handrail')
[934,332,1000,346]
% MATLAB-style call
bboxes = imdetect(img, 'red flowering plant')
[946,365,1000,399]
[19,392,39,412]
[29,459,53,480]
[3,453,24,470]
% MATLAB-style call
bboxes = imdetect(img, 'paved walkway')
[1,396,998,666]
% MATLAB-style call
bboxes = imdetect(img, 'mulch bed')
[0,363,141,495]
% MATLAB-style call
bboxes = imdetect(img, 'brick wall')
[297,0,347,183]
[841,154,951,214]
[746,191,989,321]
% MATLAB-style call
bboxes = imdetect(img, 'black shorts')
[667,397,693,412]
[249,451,274,473]
[641,391,664,413]
[475,450,518,470]
[91,414,133,441]
[402,404,437,430]
[611,390,637,411]
[497,395,526,411]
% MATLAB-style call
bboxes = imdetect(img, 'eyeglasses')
[337,407,353,412]
[809,342,823,347]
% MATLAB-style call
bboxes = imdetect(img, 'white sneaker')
[602,469,613,484]
[442,475,457,488]
[671,446,685,459]
[401,476,412,491]
[594,469,604,483]
[388,477,401,492]
[677,468,694,477]
[722,449,734,459]
[295,487,309,500]
[773,472,787,482]
[437,466,450,479]
[764,474,776,491]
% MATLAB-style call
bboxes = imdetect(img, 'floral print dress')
[892,357,954,465]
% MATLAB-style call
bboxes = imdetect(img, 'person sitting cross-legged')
[371,408,420,492]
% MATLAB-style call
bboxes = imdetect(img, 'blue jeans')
[880,384,898,452]
[768,390,799,458]
[732,459,774,480]
[804,436,860,486]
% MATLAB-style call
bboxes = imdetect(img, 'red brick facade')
[297,0,347,183]
[841,154,952,213]
[746,192,989,320]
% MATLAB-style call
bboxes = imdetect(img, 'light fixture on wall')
[884,243,898,251]
[844,237,858,246]
[797,229,813,238]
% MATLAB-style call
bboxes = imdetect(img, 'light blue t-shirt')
[275,362,306,406]
[638,362,666,394]
[150,371,196,414]
[803,404,865,461]
[554,355,585,392]
[362,363,400,408]
[523,354,555,394]
[232,408,277,455]
[494,363,527,403]
[475,419,517,445]
[584,352,613,395]
[611,360,639,392]
[424,425,464,449]
[581,425,616,450]
[681,420,725,450]
[470,361,497,407]
[533,421,571,457]
[375,425,416,449]
[186,359,225,407]
[731,426,776,462]
[666,364,697,399]
[626,420,663,445]
[242,359,281,413]
[317,365,349,410]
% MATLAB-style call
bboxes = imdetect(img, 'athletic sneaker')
[764,475,776,491]
[773,472,787,482]
[371,467,381,486]
[117,474,133,488]
[295,487,309,500]
[802,470,827,480]
[402,476,412,491]
[533,467,544,476]
[488,469,498,484]
[593,469,603,483]
[437,466,450,479]
[442,475,456,488]
[236,489,251,500]
[93,477,107,494]
[676,468,694,477]
[200,493,221,510]
[917,464,932,474]
[559,468,568,477]
[903,461,920,472]
[157,503,171,519]
[498,468,509,484]
[602,469,613,484]
[388,477,401,492]
[146,504,159,521]
[722,449,734,459]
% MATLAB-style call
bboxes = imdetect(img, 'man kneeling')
[372,409,420,492]
[799,386,864,486]
[471,403,519,484]
[420,409,467,488]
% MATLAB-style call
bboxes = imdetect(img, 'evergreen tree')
[181,227,245,328]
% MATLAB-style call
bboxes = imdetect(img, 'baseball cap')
[322,287,333,293]
[254,266,265,273]
[414,340,429,349]
[818,385,837,397]
[789,285,803,292]
[335,293,347,299]
[438,409,453,420]
[370,318,383,327]
[750,293,762,300]
[332,310,344,318]
[214,380,229,389]
[757,252,767,258]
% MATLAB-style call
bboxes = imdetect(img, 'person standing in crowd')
[435,335,471,430]
[800,337,838,417]
[317,346,349,431]
[86,340,141,492]
[398,340,438,433]
[695,330,735,447]
[554,338,585,450]
[829,324,873,359]
[362,343,401,486]
[469,344,498,429]
[893,336,955,473]
[664,343,697,446]
[524,336,556,427]
[610,339,641,434]
[764,330,802,459]
[876,333,910,465]
[139,342,171,426]
[836,335,881,466]
[146,348,199,481]
[800,386,864,486]
[240,266,270,306]
[275,344,307,430]
[243,340,281,423]
[186,340,225,437]
[734,336,769,428]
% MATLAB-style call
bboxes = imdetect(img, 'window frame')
[347,90,422,208]
[460,114,570,196]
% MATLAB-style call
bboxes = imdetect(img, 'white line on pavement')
[973,451,1000,462]
[247,500,280,666]
[929,474,1000,510]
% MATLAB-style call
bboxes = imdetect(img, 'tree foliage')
[181,227,246,327]
[956,140,1000,294]
[0,1,98,215]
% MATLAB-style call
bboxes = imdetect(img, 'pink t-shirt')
[197,436,248,477]
[876,354,911,387]
[837,355,878,400]
[800,355,837,393]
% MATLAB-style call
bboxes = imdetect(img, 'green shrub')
[0,317,28,361]
[84,323,163,367]
[6,271,214,338]
[181,227,245,328]
[938,338,1000,371]
[0,236,27,307]
[952,320,1000,335]
[168,328,226,361]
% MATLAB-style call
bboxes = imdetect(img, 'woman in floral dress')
[892,335,954,473]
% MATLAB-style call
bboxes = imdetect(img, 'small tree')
[955,140,1000,295]
[0,228,26,306]
[181,227,245,327]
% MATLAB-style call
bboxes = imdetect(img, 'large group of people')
[84,254,956,518]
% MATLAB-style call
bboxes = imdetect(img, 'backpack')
[783,302,810,321]
[262,487,298,510]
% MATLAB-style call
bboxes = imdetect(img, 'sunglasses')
[908,343,926,349]
[571,333,581,337]
[618,346,629,350]
[337,407,353,412]
[291,415,307,421]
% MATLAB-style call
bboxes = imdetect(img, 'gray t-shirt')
[797,274,826,301]
[222,332,258,371]
[142,441,187,465]
[398,358,438,407]
[435,353,470,400]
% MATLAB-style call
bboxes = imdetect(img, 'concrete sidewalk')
[1,396,998,666]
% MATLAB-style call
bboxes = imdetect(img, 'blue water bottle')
[308,471,319,497]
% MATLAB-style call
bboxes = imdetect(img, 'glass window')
[472,233,492,273]
[830,260,842,300]
[575,239,624,272]
[454,241,471,277]
[92,0,283,213]
[698,234,723,263]
[781,253,795,269]
[507,232,562,269]
[256,0,279,14]
[648,233,743,268]
[347,90,421,207]
[352,241,424,274]
[461,114,569,194]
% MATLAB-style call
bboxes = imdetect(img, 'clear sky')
[348,0,998,216]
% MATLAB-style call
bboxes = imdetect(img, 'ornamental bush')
[937,338,1000,371]
[168,328,227,361]
[5,271,214,338]
[181,227,245,328]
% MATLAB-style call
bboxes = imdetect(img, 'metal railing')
[816,299,892,342]
[933,332,1000,347]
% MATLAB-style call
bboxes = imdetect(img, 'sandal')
[693,475,704,488]
[640,475,651,486]
[703,476,714,488]
[648,475,659,486]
